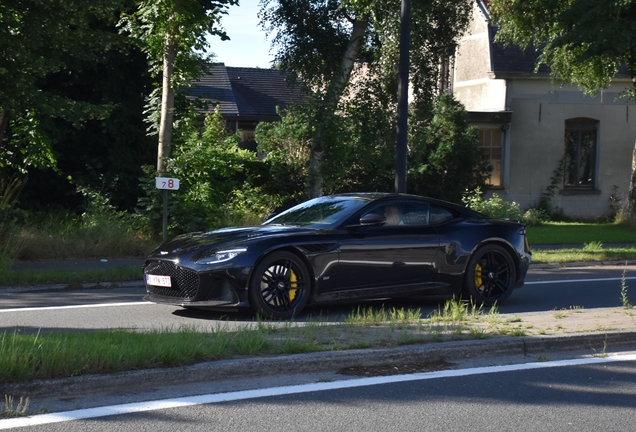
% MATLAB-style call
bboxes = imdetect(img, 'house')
[452,1,636,219]
[189,64,307,151]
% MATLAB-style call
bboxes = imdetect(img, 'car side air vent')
[298,243,335,254]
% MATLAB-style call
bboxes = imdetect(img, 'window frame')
[563,118,599,190]
[477,126,504,188]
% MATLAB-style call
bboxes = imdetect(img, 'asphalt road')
[1,265,635,334]
[4,354,636,431]
[2,265,636,430]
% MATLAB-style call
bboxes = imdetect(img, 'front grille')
[144,260,200,300]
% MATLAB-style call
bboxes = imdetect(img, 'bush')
[463,188,550,225]
[462,188,524,221]
[138,110,284,236]
[522,208,550,226]
[407,93,490,203]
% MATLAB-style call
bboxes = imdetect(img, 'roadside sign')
[156,177,180,190]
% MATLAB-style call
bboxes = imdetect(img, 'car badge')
[160,251,168,255]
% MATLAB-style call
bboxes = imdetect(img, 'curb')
[3,330,636,399]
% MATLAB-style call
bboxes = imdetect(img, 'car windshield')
[263,196,372,228]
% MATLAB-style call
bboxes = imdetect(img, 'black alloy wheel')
[249,251,311,319]
[463,244,516,305]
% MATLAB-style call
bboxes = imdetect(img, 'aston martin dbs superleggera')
[143,193,531,319]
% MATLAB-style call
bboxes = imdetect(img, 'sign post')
[155,177,180,242]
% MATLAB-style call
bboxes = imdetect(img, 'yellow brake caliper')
[289,269,298,301]
[474,263,484,292]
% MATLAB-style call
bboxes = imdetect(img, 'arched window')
[564,118,598,188]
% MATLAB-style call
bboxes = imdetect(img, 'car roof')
[327,193,482,217]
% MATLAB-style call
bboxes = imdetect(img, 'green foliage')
[119,0,237,136]
[0,185,154,264]
[119,0,237,77]
[408,93,490,203]
[620,269,633,309]
[489,0,636,99]
[539,156,565,214]
[255,107,310,204]
[522,208,550,226]
[139,110,281,235]
[259,0,474,195]
[325,77,396,193]
[463,187,524,221]
[463,187,550,226]
[0,0,128,172]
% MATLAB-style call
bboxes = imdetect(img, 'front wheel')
[463,244,516,305]
[249,251,311,319]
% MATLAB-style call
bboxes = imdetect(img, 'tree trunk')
[157,37,177,176]
[628,141,636,225]
[307,16,368,198]
[0,109,9,147]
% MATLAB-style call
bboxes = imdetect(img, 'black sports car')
[143,193,531,319]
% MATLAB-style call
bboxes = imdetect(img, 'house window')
[478,128,503,187]
[564,118,598,188]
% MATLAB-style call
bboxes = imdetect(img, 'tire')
[249,251,311,319]
[463,244,516,305]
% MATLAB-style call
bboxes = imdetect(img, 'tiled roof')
[482,2,629,78]
[189,64,307,120]
[489,26,551,75]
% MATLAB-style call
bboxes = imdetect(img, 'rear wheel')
[249,251,311,319]
[463,244,516,305]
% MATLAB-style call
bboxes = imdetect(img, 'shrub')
[408,93,490,203]
[139,110,283,236]
[462,188,523,221]
[522,208,550,226]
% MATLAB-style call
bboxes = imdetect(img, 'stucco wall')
[454,3,507,112]
[452,2,636,219]
[495,80,636,219]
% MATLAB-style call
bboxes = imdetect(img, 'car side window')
[363,202,431,226]
[429,205,454,224]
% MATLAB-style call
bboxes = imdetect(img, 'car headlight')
[195,248,247,265]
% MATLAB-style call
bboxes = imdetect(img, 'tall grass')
[0,328,232,383]
[12,211,155,260]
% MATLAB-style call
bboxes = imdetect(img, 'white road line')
[0,302,148,313]
[2,353,635,430]
[525,276,636,285]
[2,276,636,313]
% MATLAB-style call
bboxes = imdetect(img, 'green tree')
[255,107,311,205]
[0,0,125,172]
[260,0,473,196]
[408,92,489,203]
[488,0,636,219]
[139,110,279,233]
[119,0,237,175]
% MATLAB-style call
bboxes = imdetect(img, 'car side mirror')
[359,213,386,226]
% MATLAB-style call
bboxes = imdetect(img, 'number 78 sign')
[155,177,180,190]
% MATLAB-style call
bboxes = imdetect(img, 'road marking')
[2,276,635,312]
[0,302,148,313]
[2,353,635,429]
[526,276,636,285]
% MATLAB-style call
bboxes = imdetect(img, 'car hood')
[148,225,318,258]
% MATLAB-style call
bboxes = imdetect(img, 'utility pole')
[395,0,411,193]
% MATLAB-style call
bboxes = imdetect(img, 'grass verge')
[0,265,142,286]
[0,299,502,385]
[2,297,590,387]
[527,222,636,245]
[532,247,636,264]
